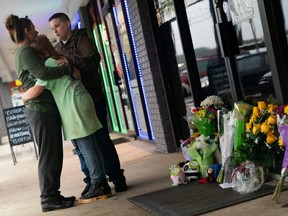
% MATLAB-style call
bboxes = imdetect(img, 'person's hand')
[57,57,69,66]
[73,67,81,80]
[22,93,29,104]
[38,34,49,41]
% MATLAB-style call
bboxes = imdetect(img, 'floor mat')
[128,182,278,216]
[112,137,131,145]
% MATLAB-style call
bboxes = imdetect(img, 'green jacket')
[15,45,73,114]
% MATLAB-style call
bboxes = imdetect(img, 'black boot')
[78,179,112,204]
[113,176,128,193]
[81,184,91,196]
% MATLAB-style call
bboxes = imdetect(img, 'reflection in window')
[233,0,273,97]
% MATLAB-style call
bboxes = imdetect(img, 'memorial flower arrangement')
[233,100,284,168]
[272,104,288,203]
[233,101,253,150]
[191,95,224,136]
[187,134,218,178]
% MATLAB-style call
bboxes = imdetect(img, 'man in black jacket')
[49,12,127,195]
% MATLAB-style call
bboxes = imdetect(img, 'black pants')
[25,108,63,203]
[94,97,123,181]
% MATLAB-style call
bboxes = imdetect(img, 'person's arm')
[59,33,100,72]
[22,85,46,103]
[19,46,74,80]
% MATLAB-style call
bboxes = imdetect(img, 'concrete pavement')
[1,133,288,216]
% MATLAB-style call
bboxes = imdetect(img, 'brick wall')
[127,0,177,152]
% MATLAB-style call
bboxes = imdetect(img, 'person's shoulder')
[74,28,88,37]
[74,29,92,41]
[15,45,37,58]
[16,45,33,53]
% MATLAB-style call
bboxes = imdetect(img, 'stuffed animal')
[198,166,216,184]
[183,160,200,181]
[169,164,187,186]
[206,167,215,182]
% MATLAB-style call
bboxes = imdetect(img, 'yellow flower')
[267,115,277,125]
[278,138,285,147]
[252,124,261,135]
[246,123,252,132]
[284,105,288,115]
[266,133,278,144]
[251,114,258,122]
[253,107,260,117]
[197,109,206,118]
[192,132,200,138]
[260,122,270,134]
[267,104,278,114]
[258,101,267,110]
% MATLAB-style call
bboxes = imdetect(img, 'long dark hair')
[31,35,62,60]
[5,14,32,43]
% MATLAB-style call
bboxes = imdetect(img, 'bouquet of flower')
[233,101,253,150]
[191,95,224,136]
[231,160,265,195]
[234,100,284,168]
[272,105,288,203]
[217,111,235,183]
[180,132,200,161]
[192,107,217,136]
[187,134,218,177]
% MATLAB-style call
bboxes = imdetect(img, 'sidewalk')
[1,134,288,216]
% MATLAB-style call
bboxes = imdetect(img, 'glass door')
[184,0,229,101]
[104,12,135,133]
[112,0,154,140]
[184,0,273,99]
[92,24,121,132]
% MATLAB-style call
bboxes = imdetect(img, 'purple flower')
[276,105,285,115]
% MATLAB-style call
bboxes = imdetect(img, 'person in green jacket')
[22,35,112,203]
[4,15,80,212]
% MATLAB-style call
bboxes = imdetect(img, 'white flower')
[193,134,209,150]
[200,95,224,108]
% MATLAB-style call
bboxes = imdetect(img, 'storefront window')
[185,1,229,100]
[105,13,134,132]
[281,0,288,40]
[93,25,120,132]
[113,0,152,139]
[232,0,270,98]
[186,0,274,99]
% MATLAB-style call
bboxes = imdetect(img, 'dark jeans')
[73,97,124,184]
[25,108,63,203]
[72,133,106,185]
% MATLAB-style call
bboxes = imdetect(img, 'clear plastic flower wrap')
[233,101,253,150]
[231,161,264,195]
[217,111,235,183]
[187,135,218,177]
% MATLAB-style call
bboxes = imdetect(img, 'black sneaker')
[81,184,91,197]
[113,177,128,193]
[78,179,112,204]
[42,196,75,212]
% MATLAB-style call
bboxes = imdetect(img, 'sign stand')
[3,105,38,165]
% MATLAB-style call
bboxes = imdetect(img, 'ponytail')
[4,14,32,43]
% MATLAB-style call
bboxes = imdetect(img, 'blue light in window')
[123,0,155,140]
[112,7,119,27]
